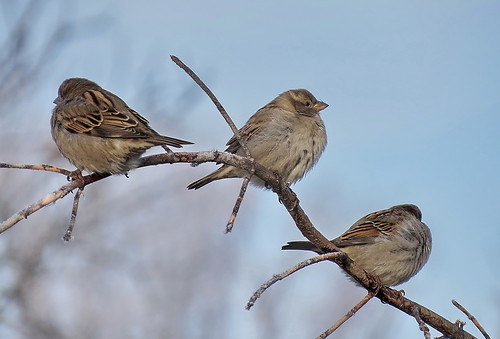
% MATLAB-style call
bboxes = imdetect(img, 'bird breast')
[245,111,327,183]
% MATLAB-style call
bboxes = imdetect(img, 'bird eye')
[305,101,311,107]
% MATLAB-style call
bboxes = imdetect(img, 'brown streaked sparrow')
[51,78,192,175]
[282,204,432,286]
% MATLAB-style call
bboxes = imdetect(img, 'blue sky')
[2,1,499,338]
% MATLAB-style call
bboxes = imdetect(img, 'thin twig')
[0,163,72,176]
[171,55,257,233]
[246,252,345,310]
[161,145,173,153]
[0,151,265,235]
[412,305,431,339]
[62,187,84,242]
[225,175,251,233]
[317,292,375,339]
[0,172,108,234]
[1,180,81,234]
[170,55,251,158]
[452,300,491,339]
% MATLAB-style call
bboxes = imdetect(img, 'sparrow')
[282,204,432,286]
[51,78,192,175]
[187,89,328,189]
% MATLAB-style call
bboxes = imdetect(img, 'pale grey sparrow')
[187,89,328,189]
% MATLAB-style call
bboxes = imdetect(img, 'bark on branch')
[0,150,479,339]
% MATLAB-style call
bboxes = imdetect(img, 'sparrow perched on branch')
[51,78,192,175]
[187,89,328,189]
[282,204,432,286]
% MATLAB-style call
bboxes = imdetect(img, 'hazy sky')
[3,1,499,338]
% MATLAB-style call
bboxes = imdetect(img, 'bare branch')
[225,176,251,233]
[62,186,85,242]
[0,172,109,234]
[317,292,375,338]
[0,163,72,176]
[170,55,251,158]
[1,130,480,338]
[0,154,480,339]
[413,305,431,339]
[246,252,346,310]
[171,55,255,231]
[0,151,265,234]
[452,300,491,339]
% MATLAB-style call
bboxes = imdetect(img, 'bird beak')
[53,97,61,105]
[313,101,328,112]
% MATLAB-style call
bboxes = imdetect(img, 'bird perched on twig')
[282,204,432,286]
[51,78,192,175]
[187,89,328,189]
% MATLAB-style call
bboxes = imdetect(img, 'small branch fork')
[0,56,484,339]
[62,187,84,242]
[246,252,347,310]
[0,170,109,238]
[225,176,251,233]
[170,56,251,158]
[171,55,254,231]
[452,300,491,339]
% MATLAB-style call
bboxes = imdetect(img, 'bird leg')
[67,169,84,182]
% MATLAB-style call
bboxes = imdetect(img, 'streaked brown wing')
[92,110,146,138]
[61,89,154,139]
[225,109,266,154]
[58,99,103,134]
[333,210,399,247]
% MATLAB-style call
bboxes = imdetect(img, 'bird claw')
[370,274,383,296]
[384,288,405,303]
[67,169,84,182]
[394,289,405,301]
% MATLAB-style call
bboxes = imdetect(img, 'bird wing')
[333,210,400,247]
[59,89,155,139]
[224,109,267,154]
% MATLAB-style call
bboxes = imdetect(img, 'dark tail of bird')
[154,135,193,148]
[281,241,319,252]
[187,175,214,190]
[187,166,237,190]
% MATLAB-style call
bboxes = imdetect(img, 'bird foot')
[386,288,405,303]
[67,169,84,182]
[369,274,383,296]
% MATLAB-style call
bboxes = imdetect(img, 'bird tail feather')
[153,135,193,148]
[281,241,319,252]
[187,167,231,190]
